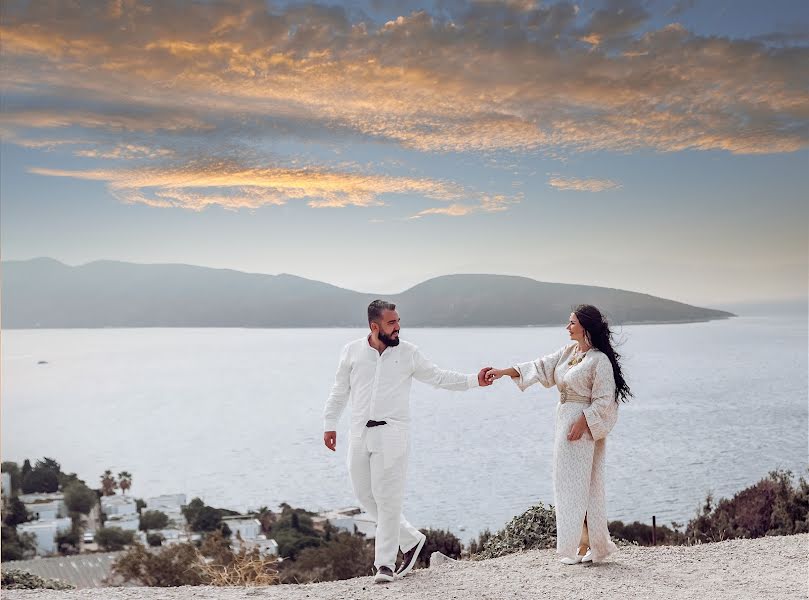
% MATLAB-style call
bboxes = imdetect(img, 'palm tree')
[118,471,132,495]
[100,470,118,496]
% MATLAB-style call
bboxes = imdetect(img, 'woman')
[487,304,631,564]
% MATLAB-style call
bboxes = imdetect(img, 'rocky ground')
[4,534,807,600]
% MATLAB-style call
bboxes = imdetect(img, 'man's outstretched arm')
[412,349,493,389]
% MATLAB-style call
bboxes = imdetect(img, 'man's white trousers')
[348,426,423,570]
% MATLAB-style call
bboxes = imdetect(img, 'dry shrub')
[196,545,280,586]
[112,543,205,586]
[112,532,280,587]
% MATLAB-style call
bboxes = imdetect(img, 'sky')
[1,0,807,307]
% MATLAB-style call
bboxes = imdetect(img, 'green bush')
[280,531,373,583]
[1,569,75,590]
[472,503,557,559]
[56,529,81,555]
[608,520,684,546]
[1,525,36,562]
[414,528,462,568]
[468,528,493,555]
[94,527,136,551]
[139,510,170,531]
[685,470,809,543]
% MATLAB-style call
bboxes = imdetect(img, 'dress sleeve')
[323,344,351,431]
[583,354,619,441]
[510,345,567,391]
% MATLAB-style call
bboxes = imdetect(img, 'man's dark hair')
[368,299,396,324]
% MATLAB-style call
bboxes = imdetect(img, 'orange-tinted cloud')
[548,176,621,192]
[28,162,467,212]
[0,1,804,157]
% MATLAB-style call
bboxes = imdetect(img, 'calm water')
[3,316,807,541]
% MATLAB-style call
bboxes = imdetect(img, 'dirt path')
[5,534,807,600]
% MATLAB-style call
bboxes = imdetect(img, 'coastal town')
[1,461,377,588]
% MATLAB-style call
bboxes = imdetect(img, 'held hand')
[486,368,504,382]
[478,366,494,387]
[567,414,591,442]
[324,431,337,451]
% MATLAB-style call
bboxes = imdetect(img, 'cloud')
[547,176,622,192]
[27,161,468,212]
[0,0,805,165]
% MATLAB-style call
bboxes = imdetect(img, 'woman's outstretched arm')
[486,367,519,381]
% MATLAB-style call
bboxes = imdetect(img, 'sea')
[2,314,807,541]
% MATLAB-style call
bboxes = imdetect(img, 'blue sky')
[1,0,807,306]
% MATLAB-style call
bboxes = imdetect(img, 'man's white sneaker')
[374,566,394,583]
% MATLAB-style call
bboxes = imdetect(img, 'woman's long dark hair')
[574,304,632,403]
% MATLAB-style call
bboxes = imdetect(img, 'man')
[323,300,492,583]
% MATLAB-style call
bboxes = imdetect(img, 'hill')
[1,258,734,328]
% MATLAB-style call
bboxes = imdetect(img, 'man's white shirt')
[323,337,479,435]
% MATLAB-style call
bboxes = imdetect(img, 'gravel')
[4,534,807,600]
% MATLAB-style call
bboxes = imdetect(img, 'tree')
[135,498,147,514]
[21,459,32,478]
[191,506,223,532]
[1,525,35,562]
[146,533,165,547]
[139,510,170,531]
[58,472,85,489]
[182,497,205,525]
[63,482,97,515]
[3,497,30,527]
[100,470,118,496]
[1,462,22,494]
[21,468,59,494]
[94,527,135,551]
[118,471,132,495]
[34,457,61,476]
[56,529,80,555]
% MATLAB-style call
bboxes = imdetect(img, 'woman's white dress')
[512,343,619,561]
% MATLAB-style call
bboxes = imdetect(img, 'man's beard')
[378,331,400,346]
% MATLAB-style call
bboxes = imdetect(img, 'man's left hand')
[478,366,494,387]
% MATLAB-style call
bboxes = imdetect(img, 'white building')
[145,494,186,526]
[100,494,138,517]
[17,517,72,556]
[1,472,11,499]
[221,516,279,556]
[222,516,261,540]
[317,507,376,539]
[19,492,65,521]
[104,513,140,532]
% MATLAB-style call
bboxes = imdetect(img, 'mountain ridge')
[0,258,734,328]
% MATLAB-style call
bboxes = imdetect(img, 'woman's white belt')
[559,389,591,404]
